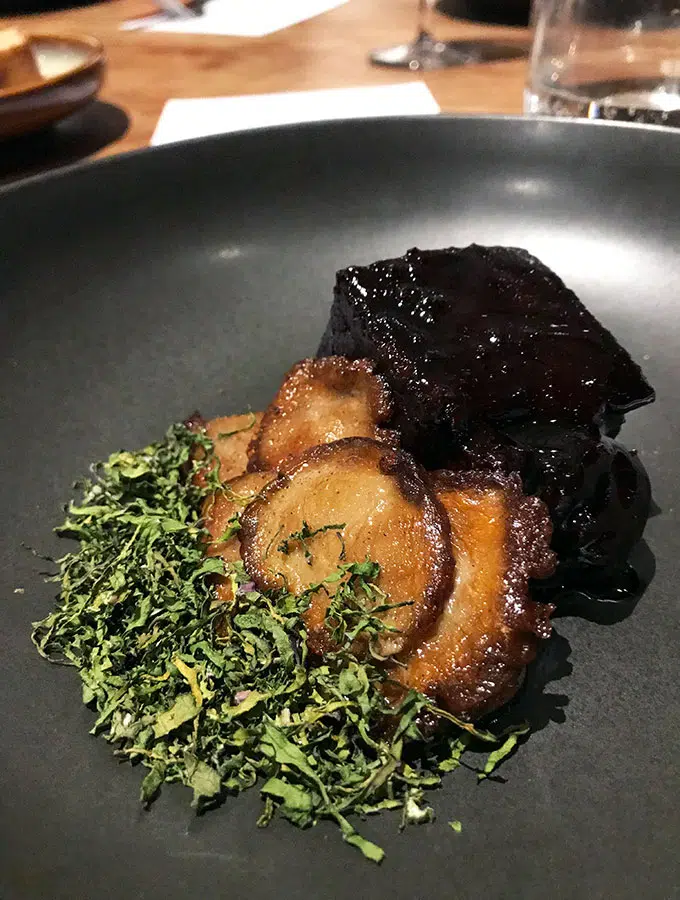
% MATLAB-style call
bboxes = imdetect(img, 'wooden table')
[0,0,529,180]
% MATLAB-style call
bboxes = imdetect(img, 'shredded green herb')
[216,411,258,440]
[215,515,241,545]
[31,424,527,863]
[277,520,347,564]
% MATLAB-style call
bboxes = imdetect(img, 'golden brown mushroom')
[395,471,556,720]
[239,437,453,657]
[247,357,395,472]
[189,411,263,487]
[203,470,274,603]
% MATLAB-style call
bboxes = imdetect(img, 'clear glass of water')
[525,0,680,126]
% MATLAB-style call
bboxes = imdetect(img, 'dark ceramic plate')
[1,116,679,900]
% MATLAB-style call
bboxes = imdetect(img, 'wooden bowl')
[0,34,105,140]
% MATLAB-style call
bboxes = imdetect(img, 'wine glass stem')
[417,0,431,37]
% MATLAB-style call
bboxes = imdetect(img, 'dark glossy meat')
[453,422,651,578]
[317,245,655,611]
[318,245,654,448]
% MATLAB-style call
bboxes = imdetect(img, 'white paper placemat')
[122,0,348,37]
[151,83,441,146]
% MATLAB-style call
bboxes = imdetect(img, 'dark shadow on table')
[438,0,660,27]
[485,630,573,741]
[441,38,529,63]
[481,537,657,742]
[437,0,531,27]
[2,0,99,12]
[0,101,130,187]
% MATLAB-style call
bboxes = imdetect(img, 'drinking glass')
[525,0,680,126]
[370,0,526,70]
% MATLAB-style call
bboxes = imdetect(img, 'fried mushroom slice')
[246,357,395,472]
[240,437,453,657]
[203,470,274,603]
[189,411,264,486]
[395,472,556,721]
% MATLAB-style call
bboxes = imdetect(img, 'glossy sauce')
[319,244,655,614]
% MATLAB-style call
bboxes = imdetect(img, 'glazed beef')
[318,245,655,605]
[318,245,653,448]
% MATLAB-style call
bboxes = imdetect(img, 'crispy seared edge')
[392,469,556,719]
[246,357,396,472]
[431,470,556,639]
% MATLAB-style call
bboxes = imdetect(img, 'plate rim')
[2,112,679,197]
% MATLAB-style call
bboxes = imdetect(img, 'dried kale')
[31,423,527,863]
[277,521,347,564]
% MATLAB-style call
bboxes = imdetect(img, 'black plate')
[1,116,679,900]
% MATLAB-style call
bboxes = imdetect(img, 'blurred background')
[0,0,678,183]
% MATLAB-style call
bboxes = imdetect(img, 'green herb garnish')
[215,514,241,544]
[216,411,258,440]
[277,520,346,564]
[31,424,528,863]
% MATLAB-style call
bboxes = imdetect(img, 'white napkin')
[122,0,348,37]
[150,83,440,146]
